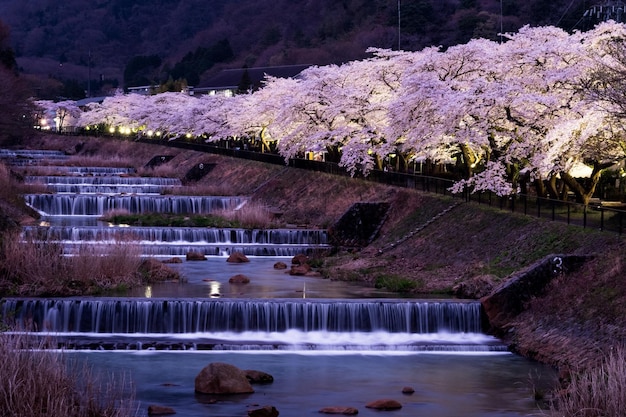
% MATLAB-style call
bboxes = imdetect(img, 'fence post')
[567,203,571,225]
[600,208,604,231]
[537,198,541,218]
[583,205,587,229]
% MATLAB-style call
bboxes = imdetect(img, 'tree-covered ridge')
[38,22,626,205]
[0,0,603,94]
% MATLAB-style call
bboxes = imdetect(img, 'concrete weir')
[481,254,590,335]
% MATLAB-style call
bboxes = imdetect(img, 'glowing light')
[185,133,192,139]
[209,281,221,298]
[146,130,154,137]
[109,126,116,134]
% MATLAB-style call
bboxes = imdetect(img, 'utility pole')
[500,0,503,44]
[87,50,92,98]
[398,0,401,50]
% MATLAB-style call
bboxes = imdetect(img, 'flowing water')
[1,149,558,416]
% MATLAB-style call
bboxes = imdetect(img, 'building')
[195,64,311,96]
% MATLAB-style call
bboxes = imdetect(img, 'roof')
[199,64,311,90]
[74,96,107,106]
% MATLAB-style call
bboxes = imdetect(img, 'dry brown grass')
[0,233,145,296]
[550,346,626,417]
[135,163,181,178]
[213,199,277,229]
[0,334,138,417]
[160,183,238,196]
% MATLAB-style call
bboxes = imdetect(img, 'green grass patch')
[374,274,421,293]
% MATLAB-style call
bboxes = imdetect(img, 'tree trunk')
[560,164,606,205]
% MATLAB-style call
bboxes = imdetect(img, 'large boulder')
[194,362,254,394]
[138,258,181,282]
[147,404,176,415]
[319,406,359,415]
[247,405,279,417]
[227,252,250,263]
[244,369,274,384]
[229,274,251,284]
[291,253,309,265]
[365,399,402,410]
[186,251,207,261]
[273,261,288,270]
[289,263,312,276]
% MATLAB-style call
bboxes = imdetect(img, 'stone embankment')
[481,254,590,336]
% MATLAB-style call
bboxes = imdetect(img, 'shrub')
[0,334,138,417]
[0,232,152,296]
[550,346,626,417]
[374,274,419,293]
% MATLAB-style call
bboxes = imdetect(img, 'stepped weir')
[1,298,502,352]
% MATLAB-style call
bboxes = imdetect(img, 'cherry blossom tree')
[71,21,626,203]
[34,100,82,132]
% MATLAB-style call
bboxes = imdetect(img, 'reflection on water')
[127,256,407,299]
[72,350,556,417]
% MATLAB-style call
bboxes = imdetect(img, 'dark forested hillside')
[0,0,600,98]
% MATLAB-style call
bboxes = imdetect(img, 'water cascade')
[24,194,245,216]
[21,225,330,256]
[24,175,182,194]
[1,298,501,352]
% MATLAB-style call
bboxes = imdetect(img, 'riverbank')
[2,133,625,373]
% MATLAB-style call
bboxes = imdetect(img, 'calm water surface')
[74,350,555,417]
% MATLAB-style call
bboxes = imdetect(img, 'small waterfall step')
[1,298,505,352]
[0,149,69,165]
[58,243,328,257]
[20,166,137,176]
[2,298,486,334]
[22,225,329,245]
[25,194,246,216]
[24,176,182,187]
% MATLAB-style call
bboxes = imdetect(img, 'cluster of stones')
[147,361,412,416]
[273,253,321,277]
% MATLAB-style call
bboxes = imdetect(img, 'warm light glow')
[209,281,221,298]
[185,133,192,139]
[146,130,154,137]
[145,285,152,298]
[109,126,115,133]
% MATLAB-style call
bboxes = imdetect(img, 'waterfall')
[24,194,245,216]
[1,298,485,334]
[24,176,182,186]
[24,166,137,176]
[22,226,328,245]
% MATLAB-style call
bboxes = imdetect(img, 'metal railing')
[104,136,625,236]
